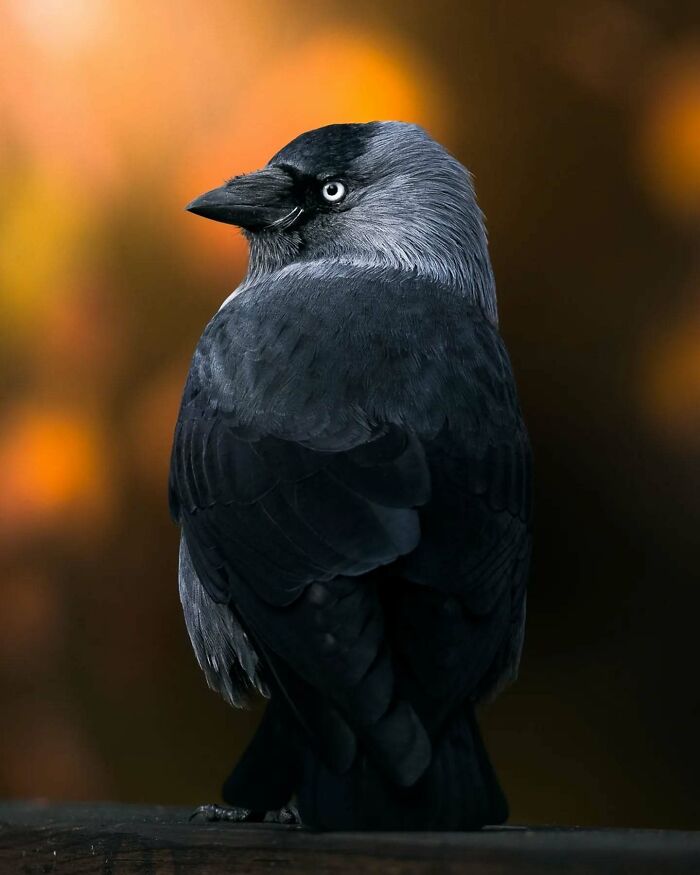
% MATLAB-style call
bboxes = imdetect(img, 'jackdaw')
[170,121,532,831]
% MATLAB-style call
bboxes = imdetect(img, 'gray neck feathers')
[245,229,302,281]
[243,124,498,325]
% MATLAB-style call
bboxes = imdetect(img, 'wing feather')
[170,267,532,781]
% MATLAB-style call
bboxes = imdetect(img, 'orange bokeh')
[639,46,700,217]
[0,0,446,540]
[0,405,111,537]
[175,27,447,271]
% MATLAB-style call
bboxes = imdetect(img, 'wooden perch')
[1,801,699,874]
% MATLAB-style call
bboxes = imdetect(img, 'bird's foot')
[263,805,301,825]
[189,803,254,823]
[189,803,301,825]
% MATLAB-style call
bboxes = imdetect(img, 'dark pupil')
[326,183,338,197]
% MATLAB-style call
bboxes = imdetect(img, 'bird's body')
[170,122,531,830]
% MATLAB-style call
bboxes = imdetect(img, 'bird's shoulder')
[180,262,519,446]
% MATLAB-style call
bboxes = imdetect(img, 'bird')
[170,121,532,831]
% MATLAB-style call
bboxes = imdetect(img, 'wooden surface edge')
[1,802,699,874]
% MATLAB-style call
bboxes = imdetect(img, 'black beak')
[185,166,301,232]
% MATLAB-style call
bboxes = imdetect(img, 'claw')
[189,803,254,823]
[264,805,301,825]
[189,803,302,826]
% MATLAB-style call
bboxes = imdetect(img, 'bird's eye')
[321,181,346,203]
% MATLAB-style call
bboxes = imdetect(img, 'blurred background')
[0,0,698,829]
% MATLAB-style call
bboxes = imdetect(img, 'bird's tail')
[222,699,507,831]
[296,704,508,831]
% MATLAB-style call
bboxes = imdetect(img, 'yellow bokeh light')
[0,167,91,338]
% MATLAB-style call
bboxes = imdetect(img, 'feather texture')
[170,264,531,794]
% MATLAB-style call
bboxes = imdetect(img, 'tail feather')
[223,697,507,830]
[298,705,507,831]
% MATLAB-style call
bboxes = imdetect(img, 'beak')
[185,166,301,231]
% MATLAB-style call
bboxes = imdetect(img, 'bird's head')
[187,122,496,321]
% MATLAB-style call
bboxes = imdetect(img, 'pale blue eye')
[321,181,346,203]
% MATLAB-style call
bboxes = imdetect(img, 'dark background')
[0,0,698,828]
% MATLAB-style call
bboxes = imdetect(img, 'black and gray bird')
[170,122,532,831]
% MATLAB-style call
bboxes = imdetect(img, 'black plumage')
[171,122,532,830]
